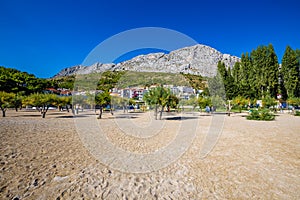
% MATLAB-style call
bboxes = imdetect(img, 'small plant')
[295,111,300,116]
[247,109,275,121]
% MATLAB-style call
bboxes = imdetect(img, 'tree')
[112,96,130,113]
[281,46,299,98]
[296,49,300,97]
[208,70,226,101]
[23,93,57,118]
[53,96,72,112]
[143,87,160,120]
[262,95,277,111]
[287,97,300,107]
[85,92,96,110]
[95,91,111,119]
[50,75,75,90]
[166,94,179,112]
[215,61,237,99]
[232,62,241,84]
[251,46,267,98]
[198,96,211,112]
[186,96,198,111]
[97,71,125,91]
[232,96,249,113]
[0,66,49,95]
[12,93,24,112]
[143,86,173,120]
[265,44,279,98]
[0,91,15,117]
[225,66,237,99]
[239,53,254,98]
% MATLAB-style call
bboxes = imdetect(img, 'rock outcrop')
[53,44,240,78]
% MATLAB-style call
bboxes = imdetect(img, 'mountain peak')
[53,44,240,78]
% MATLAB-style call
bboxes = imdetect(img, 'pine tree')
[281,46,299,98]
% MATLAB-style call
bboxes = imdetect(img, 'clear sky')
[1,0,299,78]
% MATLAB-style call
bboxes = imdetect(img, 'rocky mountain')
[53,44,240,78]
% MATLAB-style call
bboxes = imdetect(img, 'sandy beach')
[0,109,299,199]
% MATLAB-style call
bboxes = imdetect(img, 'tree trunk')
[98,106,103,119]
[155,104,158,120]
[41,105,48,118]
[15,107,18,112]
[227,106,231,116]
[159,106,164,120]
[1,108,6,117]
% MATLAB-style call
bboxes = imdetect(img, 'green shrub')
[295,111,300,116]
[247,109,275,121]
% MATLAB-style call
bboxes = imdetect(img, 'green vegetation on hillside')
[0,66,49,95]
[50,75,76,90]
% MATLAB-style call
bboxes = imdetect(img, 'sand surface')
[0,109,299,199]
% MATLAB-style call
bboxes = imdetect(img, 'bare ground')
[0,109,299,199]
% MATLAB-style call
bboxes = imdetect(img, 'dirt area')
[0,109,299,199]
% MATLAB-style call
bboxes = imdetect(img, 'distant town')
[45,85,201,101]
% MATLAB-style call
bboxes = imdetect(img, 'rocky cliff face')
[53,44,240,78]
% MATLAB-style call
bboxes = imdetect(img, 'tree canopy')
[218,44,300,101]
[143,86,179,120]
[0,66,49,95]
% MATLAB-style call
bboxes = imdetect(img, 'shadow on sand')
[10,114,41,118]
[164,116,199,121]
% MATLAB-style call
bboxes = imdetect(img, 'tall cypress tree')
[295,49,300,97]
[225,66,236,99]
[232,62,240,83]
[265,44,279,98]
[216,61,236,100]
[239,52,253,98]
[251,46,268,98]
[281,46,299,98]
[217,61,227,79]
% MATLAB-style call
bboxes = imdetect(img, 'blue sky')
[0,0,299,78]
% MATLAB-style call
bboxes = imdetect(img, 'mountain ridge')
[53,44,240,78]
